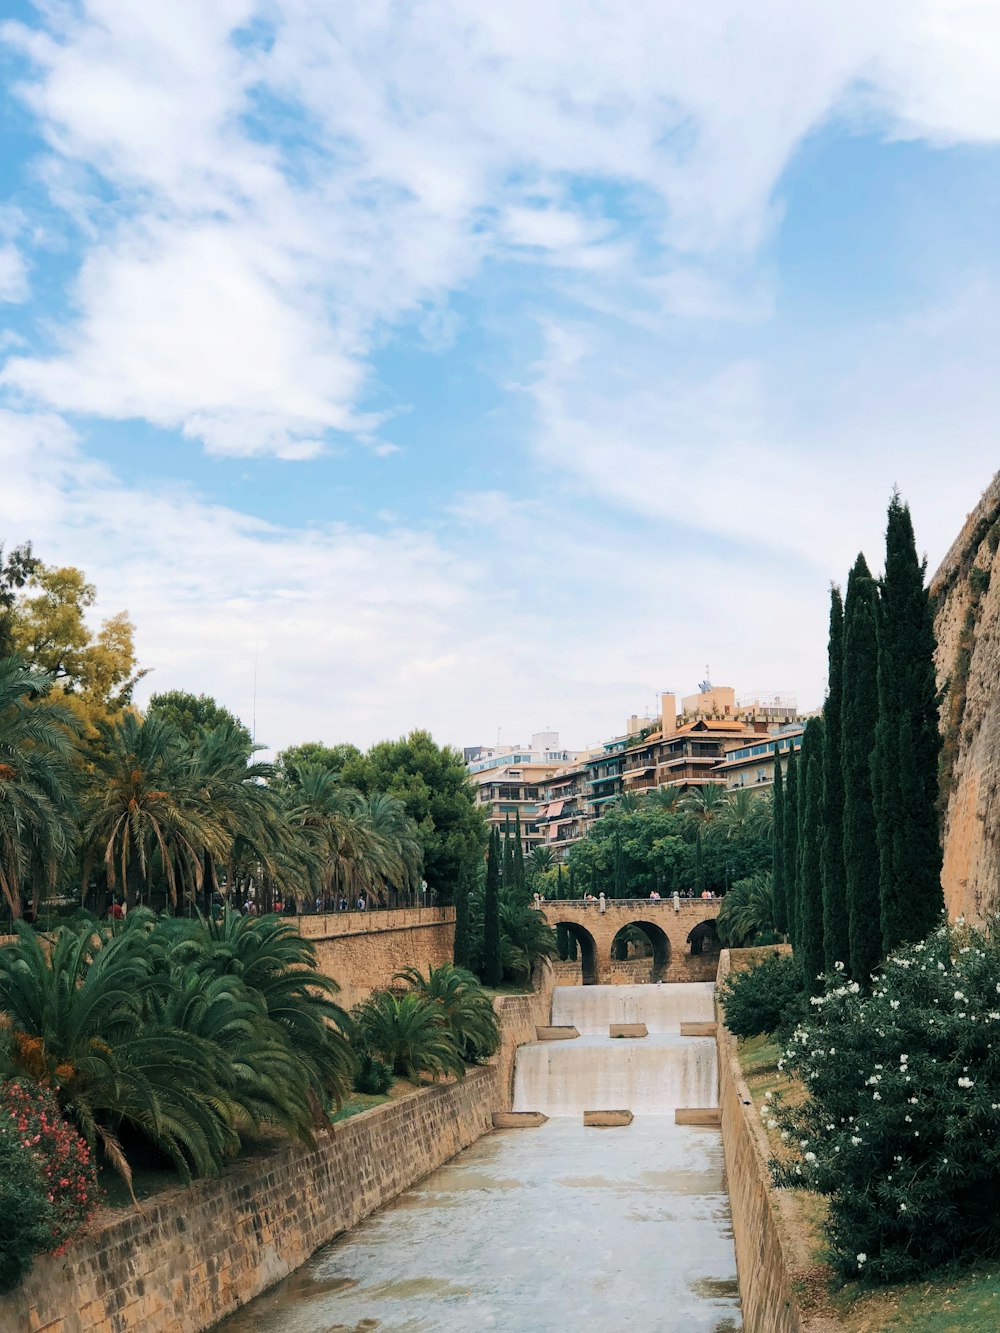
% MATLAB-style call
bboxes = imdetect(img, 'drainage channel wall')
[716,950,845,1333]
[4,973,554,1333]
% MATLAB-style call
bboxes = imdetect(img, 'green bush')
[393,962,500,1063]
[770,924,1000,1284]
[353,991,466,1082]
[352,1051,394,1096]
[0,1114,56,1293]
[719,951,803,1038]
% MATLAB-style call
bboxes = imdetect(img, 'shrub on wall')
[719,952,804,1039]
[0,1115,55,1294]
[352,1052,394,1096]
[769,923,1000,1284]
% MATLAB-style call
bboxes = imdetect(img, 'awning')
[623,766,654,779]
[545,799,565,817]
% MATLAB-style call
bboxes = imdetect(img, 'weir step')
[583,1110,634,1127]
[492,1112,548,1129]
[535,1025,580,1041]
[679,1022,717,1037]
[675,1108,721,1126]
[609,1023,647,1038]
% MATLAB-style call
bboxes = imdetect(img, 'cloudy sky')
[1,2,998,755]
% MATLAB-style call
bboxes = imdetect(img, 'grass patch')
[481,982,532,998]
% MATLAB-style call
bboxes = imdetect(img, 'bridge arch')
[551,918,599,985]
[539,898,720,986]
[609,920,671,982]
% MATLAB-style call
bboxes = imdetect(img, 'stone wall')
[300,908,456,1010]
[716,953,844,1333]
[2,973,553,1333]
[931,468,1000,923]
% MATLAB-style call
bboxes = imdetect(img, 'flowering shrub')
[768,924,1000,1283]
[719,951,804,1039]
[0,1116,55,1293]
[0,1080,99,1255]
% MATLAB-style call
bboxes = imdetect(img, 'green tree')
[716,872,775,947]
[0,542,39,659]
[796,718,826,993]
[822,586,849,970]
[483,828,502,986]
[276,741,362,786]
[783,746,799,948]
[393,962,499,1062]
[874,493,944,954]
[513,810,527,901]
[148,691,252,755]
[354,991,465,1082]
[344,731,486,901]
[0,659,80,919]
[772,752,786,936]
[842,554,882,985]
[453,863,471,969]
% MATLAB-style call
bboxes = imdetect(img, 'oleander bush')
[768,923,1000,1284]
[0,1117,54,1294]
[719,951,804,1038]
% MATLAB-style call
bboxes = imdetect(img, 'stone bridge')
[539,898,722,986]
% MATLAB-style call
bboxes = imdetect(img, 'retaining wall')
[2,971,554,1333]
[716,951,844,1333]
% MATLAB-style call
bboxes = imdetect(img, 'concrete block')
[491,1112,548,1129]
[674,1108,721,1126]
[680,1021,717,1037]
[583,1110,634,1127]
[535,1025,580,1041]
[609,1023,647,1038]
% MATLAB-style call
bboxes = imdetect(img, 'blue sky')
[1,3,999,754]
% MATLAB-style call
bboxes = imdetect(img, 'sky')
[1,2,999,757]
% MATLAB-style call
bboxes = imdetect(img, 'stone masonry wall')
[299,908,456,1010]
[930,469,1000,922]
[1,976,553,1333]
[716,951,844,1333]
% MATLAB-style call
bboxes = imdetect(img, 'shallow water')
[217,1118,741,1333]
[216,983,741,1333]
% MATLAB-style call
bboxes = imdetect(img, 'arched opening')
[553,920,599,985]
[686,918,721,957]
[609,920,671,982]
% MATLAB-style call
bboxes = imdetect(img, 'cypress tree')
[874,494,945,953]
[555,863,567,958]
[783,745,799,949]
[483,827,503,986]
[822,585,850,970]
[513,810,527,902]
[797,718,827,992]
[613,830,627,899]
[453,862,471,968]
[502,822,515,891]
[842,554,881,985]
[694,830,705,897]
[568,864,576,900]
[590,863,599,898]
[772,751,786,936]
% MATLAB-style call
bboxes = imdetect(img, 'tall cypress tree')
[513,810,527,902]
[502,822,515,891]
[874,494,945,953]
[772,751,786,936]
[783,746,799,950]
[453,862,471,968]
[483,828,503,986]
[797,718,827,992]
[842,554,881,985]
[822,585,850,970]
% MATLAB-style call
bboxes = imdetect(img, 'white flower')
[834,961,845,971]
[873,1091,882,1100]
[767,1119,778,1130]
[890,999,900,1010]
[857,1253,867,1266]
[764,1091,773,1101]
[850,1136,862,1146]
[958,1077,975,1089]
[899,1203,908,1212]
[954,991,967,1001]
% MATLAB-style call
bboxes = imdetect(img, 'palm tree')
[616,791,641,813]
[717,787,772,841]
[354,991,466,1081]
[394,962,499,1061]
[644,785,682,813]
[499,890,558,981]
[81,712,219,910]
[0,658,80,919]
[716,873,775,946]
[679,783,729,824]
[528,845,553,879]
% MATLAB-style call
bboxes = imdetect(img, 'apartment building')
[467,733,580,852]
[713,727,805,791]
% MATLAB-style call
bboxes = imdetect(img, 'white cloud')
[3,2,1000,456]
[0,245,29,303]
